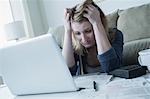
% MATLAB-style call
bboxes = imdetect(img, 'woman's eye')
[75,32,81,35]
[85,30,92,33]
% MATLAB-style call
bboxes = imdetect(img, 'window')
[0,0,25,47]
[0,0,14,46]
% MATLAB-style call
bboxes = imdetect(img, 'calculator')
[109,65,147,79]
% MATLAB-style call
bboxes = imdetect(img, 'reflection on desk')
[1,73,150,99]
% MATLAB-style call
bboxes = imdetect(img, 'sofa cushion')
[48,26,65,48]
[106,9,119,29]
[117,3,150,43]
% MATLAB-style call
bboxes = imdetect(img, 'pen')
[93,81,98,91]
[77,87,86,91]
[106,75,115,84]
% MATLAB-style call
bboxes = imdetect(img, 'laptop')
[0,34,78,95]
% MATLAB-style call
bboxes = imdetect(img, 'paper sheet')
[103,77,150,88]
[96,76,150,98]
[73,74,113,89]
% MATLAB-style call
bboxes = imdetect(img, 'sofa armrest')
[123,38,150,66]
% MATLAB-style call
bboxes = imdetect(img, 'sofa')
[48,3,150,66]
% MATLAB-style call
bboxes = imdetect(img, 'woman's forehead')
[72,21,92,31]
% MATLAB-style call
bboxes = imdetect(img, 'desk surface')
[1,73,150,99]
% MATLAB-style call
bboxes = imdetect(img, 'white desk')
[1,73,150,99]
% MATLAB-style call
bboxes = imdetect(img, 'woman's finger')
[83,13,90,19]
[66,13,70,20]
[64,8,68,17]
[87,4,96,9]
[84,8,92,15]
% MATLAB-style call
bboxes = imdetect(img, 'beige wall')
[22,0,150,36]
[43,0,150,29]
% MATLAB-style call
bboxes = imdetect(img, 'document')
[109,95,150,99]
[73,73,113,89]
[96,76,150,98]
[104,77,150,88]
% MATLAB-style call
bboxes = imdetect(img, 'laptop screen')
[1,34,78,95]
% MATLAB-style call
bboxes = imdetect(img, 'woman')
[62,0,123,75]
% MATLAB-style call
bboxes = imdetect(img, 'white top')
[139,49,150,55]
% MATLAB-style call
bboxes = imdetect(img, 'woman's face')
[72,21,95,48]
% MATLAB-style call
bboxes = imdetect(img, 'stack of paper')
[97,77,150,98]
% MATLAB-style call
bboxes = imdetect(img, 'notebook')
[0,34,78,95]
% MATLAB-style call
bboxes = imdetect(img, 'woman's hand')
[64,8,72,32]
[83,4,102,25]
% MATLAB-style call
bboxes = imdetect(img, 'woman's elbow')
[101,59,122,73]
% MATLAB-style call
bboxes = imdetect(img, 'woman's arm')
[83,5,111,55]
[92,23,111,54]
[62,30,75,68]
[98,30,124,73]
[62,9,75,68]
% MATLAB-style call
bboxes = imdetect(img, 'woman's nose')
[81,33,87,42]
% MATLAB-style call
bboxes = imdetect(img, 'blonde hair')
[69,0,109,55]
